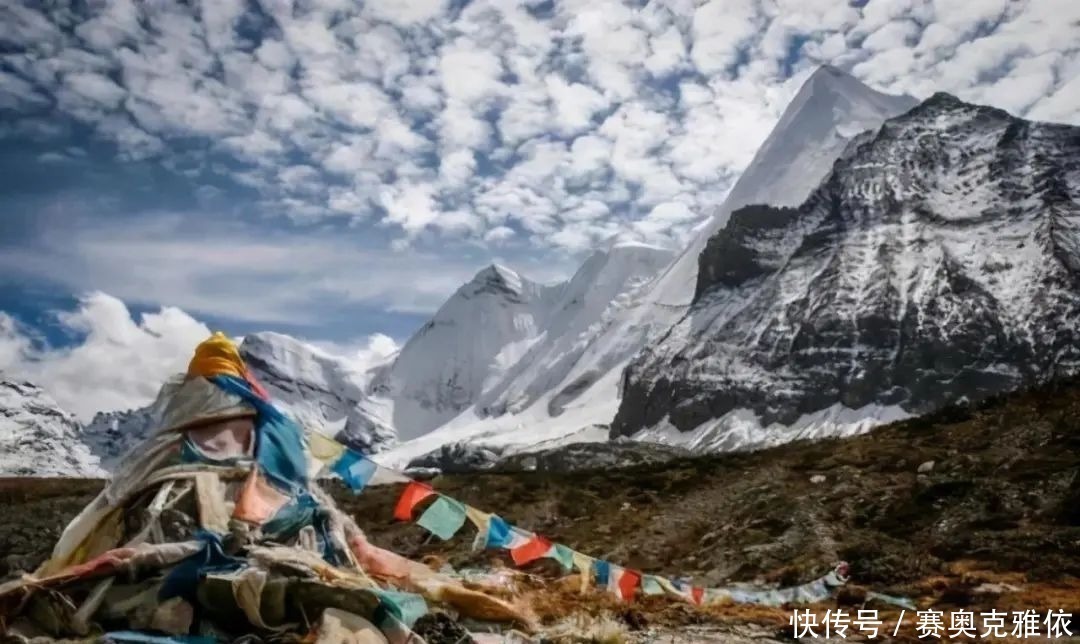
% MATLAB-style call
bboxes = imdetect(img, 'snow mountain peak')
[614,91,1080,450]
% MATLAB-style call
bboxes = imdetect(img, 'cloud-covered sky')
[0,0,1078,415]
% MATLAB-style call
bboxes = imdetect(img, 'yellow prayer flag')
[571,551,594,594]
[309,431,346,463]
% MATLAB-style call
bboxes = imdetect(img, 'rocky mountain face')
[0,379,104,477]
[83,405,160,471]
[614,93,1080,449]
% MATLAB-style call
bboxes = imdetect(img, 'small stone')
[810,474,827,484]
[918,460,935,474]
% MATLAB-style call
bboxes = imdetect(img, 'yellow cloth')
[187,332,245,379]
[309,432,346,463]
[571,551,594,594]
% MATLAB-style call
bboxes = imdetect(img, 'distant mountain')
[0,379,105,477]
[614,92,1080,450]
[370,263,566,441]
[373,241,672,467]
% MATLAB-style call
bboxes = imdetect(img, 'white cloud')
[545,75,609,134]
[365,0,447,26]
[439,39,504,104]
[4,0,1079,259]
[0,293,210,419]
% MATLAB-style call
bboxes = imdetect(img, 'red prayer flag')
[510,534,552,566]
[691,586,704,605]
[393,481,434,521]
[619,569,642,600]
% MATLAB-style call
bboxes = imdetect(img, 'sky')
[1,0,1078,418]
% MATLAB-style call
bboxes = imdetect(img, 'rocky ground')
[4,377,1080,641]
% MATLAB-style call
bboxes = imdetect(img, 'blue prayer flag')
[593,559,611,586]
[486,515,512,548]
[332,451,377,492]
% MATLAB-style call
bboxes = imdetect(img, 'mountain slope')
[614,92,1080,449]
[371,264,565,441]
[0,379,105,477]
[373,242,671,467]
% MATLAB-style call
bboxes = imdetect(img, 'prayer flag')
[691,586,705,605]
[416,496,468,541]
[593,559,610,587]
[618,569,641,601]
[485,515,513,548]
[511,534,552,566]
[372,589,428,628]
[309,432,345,463]
[572,551,594,593]
[465,506,491,551]
[331,451,377,492]
[549,544,575,571]
[606,564,639,601]
[393,481,434,521]
[641,575,665,596]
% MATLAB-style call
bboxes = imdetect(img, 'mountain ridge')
[613,90,1080,446]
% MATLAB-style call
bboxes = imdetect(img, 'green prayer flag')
[416,496,467,540]
[642,575,665,595]
[372,589,428,628]
[549,544,575,571]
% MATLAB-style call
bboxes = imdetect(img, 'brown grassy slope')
[3,376,1079,623]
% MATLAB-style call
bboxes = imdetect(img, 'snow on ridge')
[0,379,105,477]
[633,403,910,454]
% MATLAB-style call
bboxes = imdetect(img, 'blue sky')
[1,0,1077,417]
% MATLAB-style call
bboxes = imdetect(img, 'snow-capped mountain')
[373,66,918,467]
[0,379,105,477]
[371,264,565,441]
[372,241,672,466]
[613,92,1080,450]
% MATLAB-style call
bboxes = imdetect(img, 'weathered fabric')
[592,560,610,587]
[372,589,428,628]
[158,532,242,603]
[233,469,291,524]
[415,496,467,541]
[641,575,665,596]
[192,472,231,533]
[315,608,389,644]
[183,417,254,463]
[484,515,513,549]
[310,431,347,463]
[212,374,308,491]
[572,552,594,593]
[187,332,247,380]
